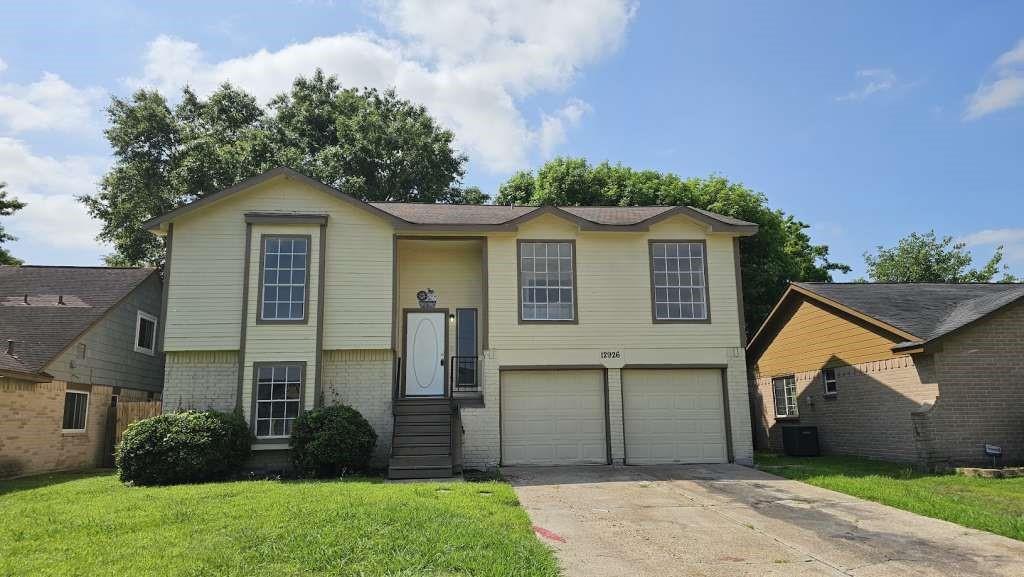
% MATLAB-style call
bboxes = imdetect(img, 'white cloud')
[836,68,899,102]
[960,228,1024,265]
[965,37,1024,120]
[0,137,108,250]
[538,98,591,157]
[0,70,104,133]
[127,0,634,171]
[0,57,7,73]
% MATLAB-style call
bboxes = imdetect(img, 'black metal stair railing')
[449,356,480,393]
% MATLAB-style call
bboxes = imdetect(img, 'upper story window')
[519,241,576,322]
[772,375,798,418]
[650,241,708,322]
[134,311,157,355]
[259,236,309,322]
[822,367,838,396]
[62,390,89,432]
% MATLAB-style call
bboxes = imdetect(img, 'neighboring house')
[144,167,757,478]
[0,266,164,478]
[748,282,1024,468]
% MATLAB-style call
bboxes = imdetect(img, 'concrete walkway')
[504,464,1024,577]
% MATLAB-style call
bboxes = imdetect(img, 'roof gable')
[748,281,1024,361]
[142,167,408,233]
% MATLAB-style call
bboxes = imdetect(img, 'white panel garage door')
[622,368,727,464]
[501,370,607,465]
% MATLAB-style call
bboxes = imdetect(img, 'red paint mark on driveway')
[533,525,566,543]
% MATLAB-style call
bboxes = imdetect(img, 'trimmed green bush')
[116,410,252,486]
[290,405,377,477]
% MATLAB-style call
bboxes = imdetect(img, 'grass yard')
[756,453,1024,541]
[0,471,558,577]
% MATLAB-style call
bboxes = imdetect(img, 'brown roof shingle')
[0,266,157,376]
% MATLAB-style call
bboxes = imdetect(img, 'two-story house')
[144,167,757,478]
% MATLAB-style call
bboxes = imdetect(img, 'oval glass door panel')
[405,312,445,396]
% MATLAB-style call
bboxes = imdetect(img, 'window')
[259,236,309,322]
[254,364,303,438]
[62,391,89,432]
[772,375,798,418]
[650,241,708,321]
[455,309,478,389]
[519,241,575,321]
[823,368,838,396]
[134,311,157,355]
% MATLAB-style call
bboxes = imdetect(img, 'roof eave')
[0,368,52,383]
[142,167,411,233]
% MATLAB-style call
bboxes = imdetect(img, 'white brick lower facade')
[321,349,393,466]
[162,351,239,412]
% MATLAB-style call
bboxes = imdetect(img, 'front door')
[404,311,447,396]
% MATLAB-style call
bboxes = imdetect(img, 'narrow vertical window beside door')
[455,309,478,390]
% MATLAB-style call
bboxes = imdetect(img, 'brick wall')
[918,299,1024,466]
[162,351,239,412]
[321,349,393,466]
[0,378,128,478]
[752,356,939,463]
[460,355,499,469]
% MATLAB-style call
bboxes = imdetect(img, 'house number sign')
[600,351,621,359]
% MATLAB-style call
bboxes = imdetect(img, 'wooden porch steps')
[388,398,455,479]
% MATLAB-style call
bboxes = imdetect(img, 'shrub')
[290,405,377,477]
[117,410,252,486]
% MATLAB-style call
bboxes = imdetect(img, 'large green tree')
[80,69,474,266]
[864,231,1017,283]
[0,182,26,265]
[495,157,850,335]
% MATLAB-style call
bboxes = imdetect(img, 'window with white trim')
[823,368,838,396]
[772,375,798,418]
[260,236,308,321]
[254,364,302,438]
[650,241,708,321]
[519,241,575,321]
[134,310,157,355]
[62,391,89,432]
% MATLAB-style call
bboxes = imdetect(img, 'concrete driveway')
[504,464,1024,577]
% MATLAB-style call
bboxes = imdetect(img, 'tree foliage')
[80,69,472,266]
[495,157,850,334]
[0,182,26,265]
[864,231,1017,283]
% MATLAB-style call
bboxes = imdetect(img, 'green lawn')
[0,471,558,577]
[756,453,1024,541]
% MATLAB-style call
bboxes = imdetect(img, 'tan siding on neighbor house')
[753,296,905,377]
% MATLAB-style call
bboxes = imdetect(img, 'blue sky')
[0,1,1021,279]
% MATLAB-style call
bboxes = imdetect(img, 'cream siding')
[241,223,321,423]
[395,239,484,359]
[487,214,744,350]
[164,177,393,352]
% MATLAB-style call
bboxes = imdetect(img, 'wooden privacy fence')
[115,401,162,444]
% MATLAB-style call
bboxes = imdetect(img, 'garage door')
[622,368,727,464]
[501,369,607,465]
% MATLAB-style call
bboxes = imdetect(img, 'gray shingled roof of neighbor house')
[0,266,157,376]
[793,281,1024,343]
